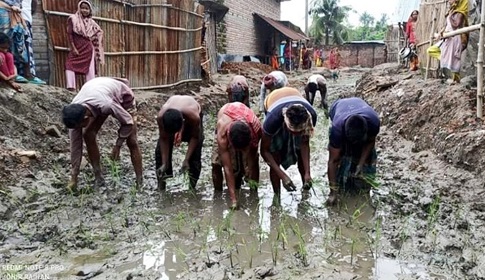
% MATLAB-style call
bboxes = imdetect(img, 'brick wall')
[321,44,386,68]
[219,0,281,56]
[31,0,50,82]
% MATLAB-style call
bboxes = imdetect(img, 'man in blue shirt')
[326,97,380,205]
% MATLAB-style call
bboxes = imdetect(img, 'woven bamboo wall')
[43,0,203,89]
[415,0,449,76]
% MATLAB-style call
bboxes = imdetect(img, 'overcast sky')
[281,0,420,32]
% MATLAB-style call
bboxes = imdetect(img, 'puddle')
[374,258,435,280]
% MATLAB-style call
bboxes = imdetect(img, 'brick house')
[201,0,307,72]
[30,1,50,82]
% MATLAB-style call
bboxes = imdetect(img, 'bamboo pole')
[54,46,203,55]
[425,7,437,80]
[477,0,485,118]
[131,78,202,90]
[44,10,203,32]
[434,24,481,39]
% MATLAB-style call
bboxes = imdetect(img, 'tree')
[309,0,352,45]
[359,12,375,40]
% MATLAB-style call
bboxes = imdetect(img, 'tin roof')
[254,13,308,41]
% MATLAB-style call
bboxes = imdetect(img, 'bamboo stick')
[54,46,203,55]
[433,24,481,40]
[44,10,203,32]
[130,4,203,18]
[131,79,202,90]
[477,0,485,118]
[425,8,437,80]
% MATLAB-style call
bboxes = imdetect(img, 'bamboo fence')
[43,0,203,89]
[415,0,449,77]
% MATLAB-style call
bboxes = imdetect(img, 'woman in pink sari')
[65,0,104,91]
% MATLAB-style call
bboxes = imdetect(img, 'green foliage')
[309,0,390,45]
[309,0,352,45]
[348,13,389,41]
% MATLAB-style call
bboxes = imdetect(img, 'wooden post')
[425,7,437,80]
[477,0,485,118]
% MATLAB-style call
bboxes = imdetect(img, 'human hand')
[11,6,21,13]
[282,176,297,192]
[303,174,312,190]
[156,164,168,179]
[353,165,363,178]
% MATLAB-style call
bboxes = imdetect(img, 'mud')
[0,65,484,280]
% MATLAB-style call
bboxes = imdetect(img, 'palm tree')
[309,0,352,45]
[359,12,375,40]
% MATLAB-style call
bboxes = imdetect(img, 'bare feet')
[8,81,22,92]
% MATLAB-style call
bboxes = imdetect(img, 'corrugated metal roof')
[344,40,385,45]
[199,0,228,22]
[254,13,308,41]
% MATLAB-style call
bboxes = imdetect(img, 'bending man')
[260,87,317,197]
[212,102,262,208]
[62,77,142,190]
[156,95,204,190]
[327,97,380,205]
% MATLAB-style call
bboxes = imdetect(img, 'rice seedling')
[290,223,308,266]
[427,195,441,232]
[104,157,121,185]
[350,238,356,266]
[271,239,279,266]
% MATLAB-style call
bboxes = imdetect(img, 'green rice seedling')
[427,195,441,232]
[271,239,279,266]
[104,157,121,185]
[333,225,342,241]
[174,211,187,233]
[350,238,356,266]
[277,220,289,250]
[291,223,308,266]
[247,179,259,191]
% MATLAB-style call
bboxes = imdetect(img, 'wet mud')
[0,66,484,280]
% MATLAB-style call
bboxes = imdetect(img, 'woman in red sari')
[406,10,419,71]
[65,0,104,91]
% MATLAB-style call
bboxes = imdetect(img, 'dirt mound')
[221,61,274,74]
[354,64,485,174]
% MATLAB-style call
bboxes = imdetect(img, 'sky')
[281,0,420,32]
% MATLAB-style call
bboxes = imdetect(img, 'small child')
[0,33,22,92]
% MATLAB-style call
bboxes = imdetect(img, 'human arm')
[218,130,237,202]
[68,128,83,188]
[327,146,341,188]
[227,86,233,103]
[182,115,201,170]
[450,12,464,30]
[156,116,170,173]
[67,18,79,55]
[259,83,266,113]
[260,133,294,190]
[300,135,312,184]
[355,137,376,176]
[246,145,259,183]
[242,87,250,106]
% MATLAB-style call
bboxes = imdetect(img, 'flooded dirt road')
[1,66,484,280]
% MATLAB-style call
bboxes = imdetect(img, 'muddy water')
[1,70,481,279]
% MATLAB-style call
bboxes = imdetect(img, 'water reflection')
[142,241,171,280]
